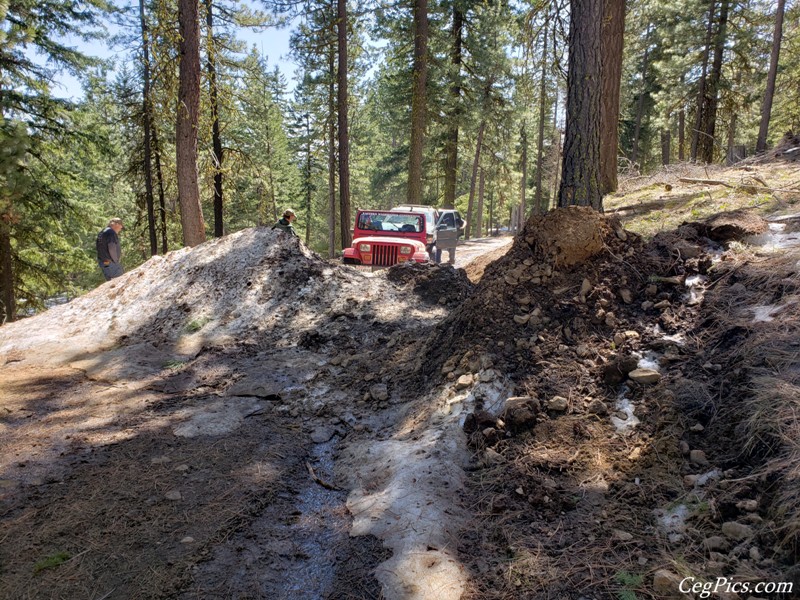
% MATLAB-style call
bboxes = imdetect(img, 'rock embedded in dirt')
[628,368,661,384]
[721,521,754,540]
[311,426,335,444]
[455,374,474,390]
[502,396,540,432]
[736,499,759,512]
[587,398,608,415]
[522,206,607,268]
[704,536,730,552]
[619,288,633,304]
[690,449,709,465]
[369,383,389,402]
[165,490,182,501]
[653,570,684,598]
[613,529,634,542]
[547,396,568,412]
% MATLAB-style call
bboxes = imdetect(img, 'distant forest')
[0,0,797,321]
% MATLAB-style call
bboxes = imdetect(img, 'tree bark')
[465,120,485,239]
[678,109,685,161]
[0,222,14,323]
[206,0,224,237]
[176,0,206,247]
[691,0,716,162]
[337,0,351,249]
[599,0,625,194]
[661,129,671,165]
[520,122,528,217]
[151,117,168,254]
[534,19,548,214]
[443,4,463,209]
[328,45,337,255]
[558,0,603,210]
[139,0,157,256]
[631,30,650,166]
[698,0,730,163]
[756,0,786,153]
[726,112,737,164]
[407,0,428,204]
[552,85,560,205]
[476,167,485,237]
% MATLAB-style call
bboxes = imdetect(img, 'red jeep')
[343,209,431,267]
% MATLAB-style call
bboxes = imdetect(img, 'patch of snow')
[695,469,721,487]
[751,297,797,322]
[172,397,263,437]
[655,503,690,534]
[635,351,661,372]
[611,387,640,433]
[746,222,800,250]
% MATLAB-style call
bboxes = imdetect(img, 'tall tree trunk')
[139,0,157,256]
[558,0,603,210]
[599,0,625,195]
[630,30,651,166]
[465,120,485,239]
[661,129,671,165]
[476,167,485,237]
[176,0,205,247]
[520,123,528,218]
[151,119,168,254]
[328,47,337,256]
[337,0,351,249]
[0,222,14,323]
[757,0,786,153]
[699,0,730,163]
[443,4,463,208]
[407,0,428,204]
[726,112,737,164]
[534,19,549,214]
[678,109,685,161]
[206,0,224,237]
[488,185,494,235]
[552,86,560,205]
[691,0,716,162]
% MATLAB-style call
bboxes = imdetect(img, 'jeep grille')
[371,244,399,267]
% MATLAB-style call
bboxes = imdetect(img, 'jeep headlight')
[400,246,412,255]
[359,243,370,252]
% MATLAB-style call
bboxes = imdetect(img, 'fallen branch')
[678,177,733,187]
[306,461,341,491]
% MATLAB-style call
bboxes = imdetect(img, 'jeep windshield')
[357,211,424,233]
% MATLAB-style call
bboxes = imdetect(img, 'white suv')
[390,205,440,255]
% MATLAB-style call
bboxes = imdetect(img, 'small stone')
[369,383,389,401]
[624,330,640,340]
[683,475,698,487]
[455,374,474,390]
[736,499,759,512]
[654,300,671,309]
[721,521,754,540]
[513,314,530,325]
[704,536,730,552]
[576,344,591,358]
[749,547,762,561]
[613,333,625,346]
[542,478,557,490]
[181,536,195,544]
[645,284,658,296]
[637,556,648,566]
[628,368,661,384]
[620,288,633,304]
[587,399,608,416]
[613,529,633,541]
[311,427,335,444]
[690,449,709,465]
[174,464,190,472]
[479,370,496,383]
[547,396,568,412]
[151,456,171,465]
[641,301,655,310]
[690,423,705,432]
[605,312,618,327]
[484,448,504,465]
[679,441,690,455]
[580,278,592,298]
[165,490,182,501]
[653,570,683,598]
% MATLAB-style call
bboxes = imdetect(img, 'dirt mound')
[387,261,474,305]
[700,209,769,242]
[521,205,610,267]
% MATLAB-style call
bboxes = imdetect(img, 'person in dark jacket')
[272,209,298,237]
[96,218,124,281]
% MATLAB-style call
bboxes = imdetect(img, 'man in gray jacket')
[96,218,124,281]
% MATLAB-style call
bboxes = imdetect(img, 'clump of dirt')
[387,261,474,305]
[522,205,608,267]
[699,208,769,242]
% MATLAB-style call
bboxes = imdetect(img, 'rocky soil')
[1,197,799,599]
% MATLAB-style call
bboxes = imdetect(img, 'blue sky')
[48,14,297,100]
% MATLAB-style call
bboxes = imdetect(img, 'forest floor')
[1,157,799,600]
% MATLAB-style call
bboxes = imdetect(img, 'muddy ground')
[1,177,799,600]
